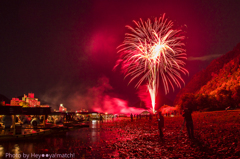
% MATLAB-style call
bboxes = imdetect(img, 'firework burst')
[114,14,188,113]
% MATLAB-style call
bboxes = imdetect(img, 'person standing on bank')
[100,115,103,123]
[130,113,133,122]
[158,112,164,140]
[182,108,194,139]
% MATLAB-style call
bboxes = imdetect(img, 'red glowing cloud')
[86,28,119,67]
[89,30,117,53]
[92,96,146,115]
[88,77,147,114]
[137,85,152,109]
[50,76,147,114]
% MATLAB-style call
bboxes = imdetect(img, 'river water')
[0,119,120,159]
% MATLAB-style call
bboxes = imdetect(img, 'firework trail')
[114,14,188,113]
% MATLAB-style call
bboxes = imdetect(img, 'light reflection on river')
[0,119,120,159]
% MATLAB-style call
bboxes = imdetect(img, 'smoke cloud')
[136,85,152,109]
[40,76,146,114]
[159,105,178,114]
[188,54,223,61]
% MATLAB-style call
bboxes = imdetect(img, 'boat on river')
[0,106,89,142]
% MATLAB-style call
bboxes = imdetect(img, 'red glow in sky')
[88,29,117,54]
[92,96,146,114]
[137,85,152,109]
[0,0,239,111]
[88,77,147,114]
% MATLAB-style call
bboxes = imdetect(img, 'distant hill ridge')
[198,51,240,95]
[0,94,10,104]
[174,42,240,109]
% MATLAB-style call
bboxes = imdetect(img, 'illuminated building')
[59,104,67,112]
[22,93,40,107]
[10,98,21,106]
[10,93,41,107]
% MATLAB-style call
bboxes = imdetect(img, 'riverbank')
[103,111,240,158]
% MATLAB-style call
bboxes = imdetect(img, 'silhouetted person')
[20,115,30,125]
[54,117,63,125]
[87,116,90,121]
[66,114,71,122]
[130,113,133,122]
[149,113,152,121]
[40,115,44,123]
[2,115,12,134]
[100,115,103,123]
[15,116,19,123]
[158,112,164,140]
[182,108,194,139]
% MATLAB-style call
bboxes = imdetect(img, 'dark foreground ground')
[101,110,240,158]
[1,111,240,158]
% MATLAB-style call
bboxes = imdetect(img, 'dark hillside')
[174,43,240,106]
[0,94,10,104]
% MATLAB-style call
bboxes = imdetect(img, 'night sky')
[1,0,240,111]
